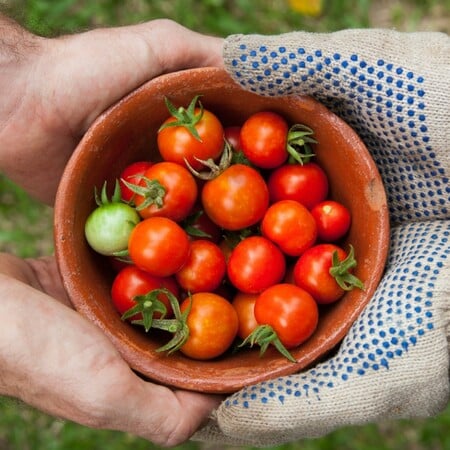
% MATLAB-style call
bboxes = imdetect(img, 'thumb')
[47,19,224,129]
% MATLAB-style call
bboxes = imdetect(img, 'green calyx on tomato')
[239,324,296,363]
[158,95,204,141]
[84,180,140,256]
[184,140,233,180]
[95,178,121,205]
[151,289,192,355]
[329,245,365,291]
[121,289,169,332]
[121,176,166,212]
[182,210,213,239]
[127,288,191,355]
[286,124,317,165]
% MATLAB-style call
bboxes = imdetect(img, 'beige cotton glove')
[194,29,450,447]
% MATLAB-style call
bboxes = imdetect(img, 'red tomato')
[119,161,152,203]
[232,291,259,340]
[311,200,351,242]
[133,161,197,222]
[218,238,234,264]
[111,265,179,320]
[240,111,289,169]
[261,199,317,256]
[157,99,224,171]
[175,239,227,293]
[179,292,239,360]
[294,243,348,304]
[201,164,269,231]
[255,283,319,348]
[183,208,222,243]
[224,126,242,152]
[227,236,286,294]
[268,162,329,209]
[128,217,190,277]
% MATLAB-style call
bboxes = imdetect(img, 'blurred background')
[0,0,449,449]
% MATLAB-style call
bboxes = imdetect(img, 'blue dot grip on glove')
[194,29,450,447]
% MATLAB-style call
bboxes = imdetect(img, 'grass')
[0,0,449,449]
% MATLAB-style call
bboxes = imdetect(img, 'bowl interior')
[54,67,389,393]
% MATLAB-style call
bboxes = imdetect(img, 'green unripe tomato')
[84,202,140,256]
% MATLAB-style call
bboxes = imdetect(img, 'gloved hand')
[194,29,450,447]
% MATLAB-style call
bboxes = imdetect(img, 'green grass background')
[1,0,449,449]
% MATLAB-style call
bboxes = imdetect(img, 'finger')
[98,373,222,446]
[48,19,224,130]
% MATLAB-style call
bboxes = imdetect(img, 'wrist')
[0,14,44,96]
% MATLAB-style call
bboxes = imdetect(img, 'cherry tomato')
[157,97,224,171]
[268,162,329,209]
[119,161,152,203]
[240,111,289,169]
[232,292,259,340]
[311,200,351,242]
[133,161,197,222]
[255,283,319,348]
[218,238,234,263]
[293,243,348,304]
[179,292,239,360]
[224,126,242,152]
[111,265,179,320]
[84,181,140,256]
[175,239,227,293]
[227,236,286,294]
[128,217,190,277]
[182,208,222,243]
[261,199,317,256]
[201,164,269,231]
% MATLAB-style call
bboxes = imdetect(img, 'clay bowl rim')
[54,67,390,394]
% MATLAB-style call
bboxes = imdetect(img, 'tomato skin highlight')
[261,199,317,256]
[254,283,319,348]
[175,239,226,293]
[240,111,289,169]
[268,162,329,209]
[201,164,269,231]
[157,107,224,171]
[293,243,348,304]
[128,217,190,277]
[134,161,198,222]
[311,200,351,242]
[227,236,286,294]
[179,292,239,360]
[111,265,179,320]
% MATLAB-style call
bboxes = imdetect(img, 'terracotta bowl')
[54,67,389,394]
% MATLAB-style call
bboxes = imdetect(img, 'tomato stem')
[329,245,365,291]
[158,95,204,141]
[184,140,233,180]
[239,324,296,363]
[121,288,169,332]
[153,290,192,355]
[286,124,317,165]
[94,179,122,206]
[182,210,213,239]
[121,176,166,211]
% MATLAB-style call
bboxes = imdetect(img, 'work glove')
[194,28,450,447]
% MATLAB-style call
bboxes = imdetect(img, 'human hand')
[0,15,223,205]
[0,15,224,446]
[0,253,222,447]
[194,29,450,446]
